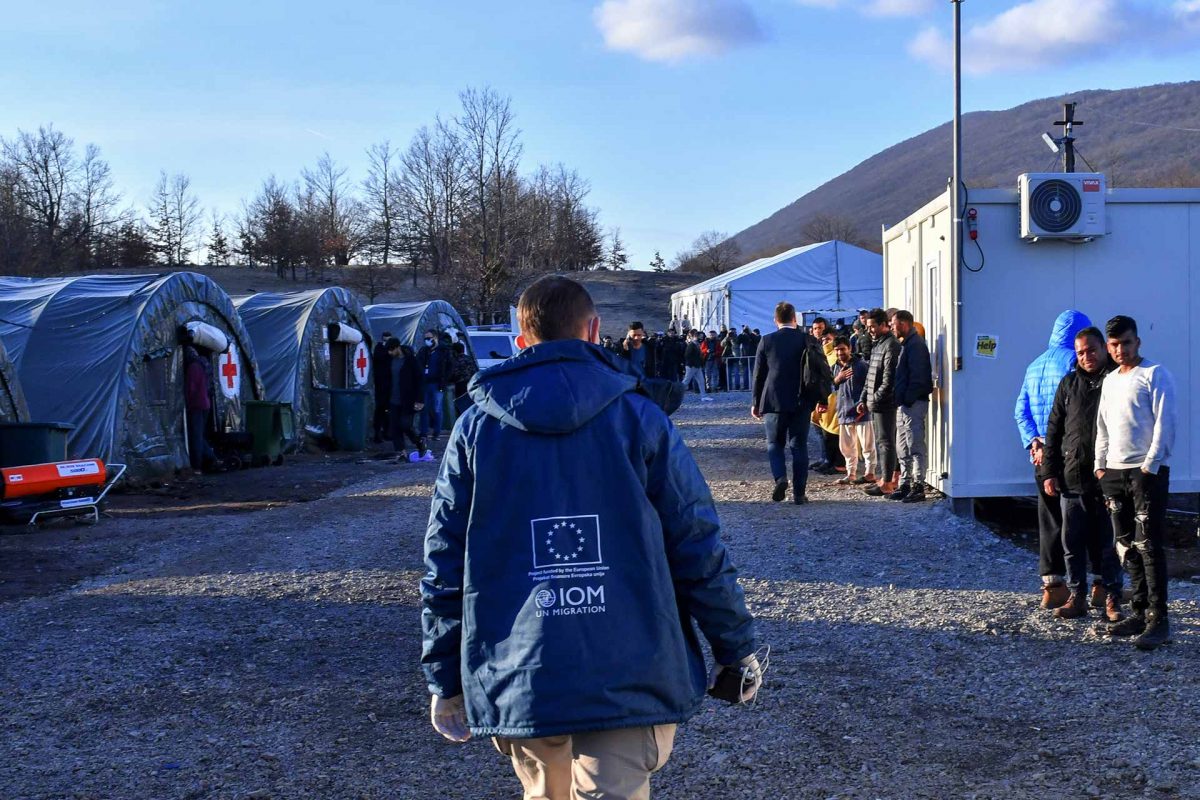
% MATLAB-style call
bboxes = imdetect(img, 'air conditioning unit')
[1019,172,1106,241]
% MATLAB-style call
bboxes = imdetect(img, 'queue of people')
[603,322,763,395]
[370,327,477,464]
[1019,312,1176,650]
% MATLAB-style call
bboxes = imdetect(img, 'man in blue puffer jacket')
[1014,309,1091,610]
[422,275,759,799]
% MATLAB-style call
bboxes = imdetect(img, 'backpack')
[800,338,834,405]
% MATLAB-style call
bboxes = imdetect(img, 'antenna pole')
[1053,102,1082,173]
[951,0,963,371]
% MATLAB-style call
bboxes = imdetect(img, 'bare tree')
[147,171,201,265]
[362,141,401,268]
[1,125,78,271]
[675,230,741,274]
[77,144,124,267]
[302,152,362,272]
[800,213,866,248]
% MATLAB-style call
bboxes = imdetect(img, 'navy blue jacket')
[894,331,933,408]
[420,339,756,738]
[834,357,869,425]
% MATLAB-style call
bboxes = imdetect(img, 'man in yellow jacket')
[810,320,843,474]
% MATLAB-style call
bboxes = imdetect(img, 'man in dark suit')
[751,301,828,505]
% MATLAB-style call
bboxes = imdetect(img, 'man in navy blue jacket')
[421,275,759,799]
[890,310,933,503]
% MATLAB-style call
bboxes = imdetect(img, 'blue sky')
[3,0,1198,269]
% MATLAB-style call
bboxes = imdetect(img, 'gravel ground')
[2,393,1199,800]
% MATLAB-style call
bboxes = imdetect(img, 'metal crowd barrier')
[723,356,754,392]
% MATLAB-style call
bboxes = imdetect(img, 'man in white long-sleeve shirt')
[1094,315,1176,650]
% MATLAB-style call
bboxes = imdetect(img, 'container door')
[926,254,947,489]
[330,344,348,390]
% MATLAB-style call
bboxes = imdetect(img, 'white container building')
[882,186,1199,500]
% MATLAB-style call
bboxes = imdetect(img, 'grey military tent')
[364,301,475,358]
[235,288,374,446]
[0,336,29,423]
[0,272,265,478]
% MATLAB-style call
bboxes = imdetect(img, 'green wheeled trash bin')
[329,388,369,452]
[0,422,76,468]
[245,401,293,466]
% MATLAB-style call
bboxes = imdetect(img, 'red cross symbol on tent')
[218,345,241,398]
[221,351,238,388]
[353,341,370,386]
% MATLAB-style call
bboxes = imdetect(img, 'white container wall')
[883,187,1200,498]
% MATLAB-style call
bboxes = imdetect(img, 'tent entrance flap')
[330,343,348,390]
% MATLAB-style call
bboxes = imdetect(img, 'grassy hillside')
[731,80,1200,258]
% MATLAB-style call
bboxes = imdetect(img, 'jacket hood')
[468,339,641,434]
[1048,310,1091,349]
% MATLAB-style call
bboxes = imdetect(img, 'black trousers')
[390,405,426,454]
[1037,464,1066,579]
[1060,491,1121,594]
[1101,467,1170,615]
[871,407,898,480]
[823,430,844,468]
[373,393,390,440]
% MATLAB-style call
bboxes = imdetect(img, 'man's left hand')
[430,695,471,742]
[414,402,425,412]
[815,404,828,414]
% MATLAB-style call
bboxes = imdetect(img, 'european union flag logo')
[531,515,603,569]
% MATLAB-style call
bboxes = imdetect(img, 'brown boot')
[1040,583,1070,610]
[1053,591,1087,619]
[1089,582,1106,609]
[1105,594,1124,623]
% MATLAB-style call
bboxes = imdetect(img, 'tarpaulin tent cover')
[234,288,374,442]
[364,300,475,359]
[0,272,265,477]
[669,240,883,334]
[0,336,29,422]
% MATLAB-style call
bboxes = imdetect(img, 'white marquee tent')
[669,240,883,334]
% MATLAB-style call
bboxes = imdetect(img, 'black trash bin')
[0,422,76,468]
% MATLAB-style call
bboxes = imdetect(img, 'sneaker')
[1040,583,1070,610]
[887,484,911,501]
[810,461,829,473]
[901,488,927,503]
[863,484,884,497]
[771,478,788,503]
[420,450,436,462]
[1053,591,1087,619]
[1106,612,1146,637]
[1089,582,1106,609]
[1133,612,1171,651]
[852,475,872,485]
[1104,594,1124,623]
[700,397,714,402]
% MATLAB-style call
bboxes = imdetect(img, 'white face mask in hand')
[430,694,472,742]
[707,646,769,705]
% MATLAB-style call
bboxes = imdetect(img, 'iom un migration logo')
[531,515,603,569]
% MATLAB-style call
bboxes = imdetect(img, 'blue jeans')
[763,407,812,497]
[421,385,447,436]
[704,361,720,391]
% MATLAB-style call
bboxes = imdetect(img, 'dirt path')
[2,394,1199,799]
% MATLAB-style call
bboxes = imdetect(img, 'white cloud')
[793,0,936,17]
[910,0,1200,74]
[594,0,764,63]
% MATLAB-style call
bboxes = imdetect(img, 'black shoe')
[887,484,911,501]
[771,478,788,502]
[1107,612,1146,637]
[863,484,884,497]
[901,488,926,503]
[809,461,829,473]
[1133,612,1171,651]
[792,494,809,505]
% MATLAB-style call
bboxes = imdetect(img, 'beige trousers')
[838,420,875,478]
[493,724,676,800]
